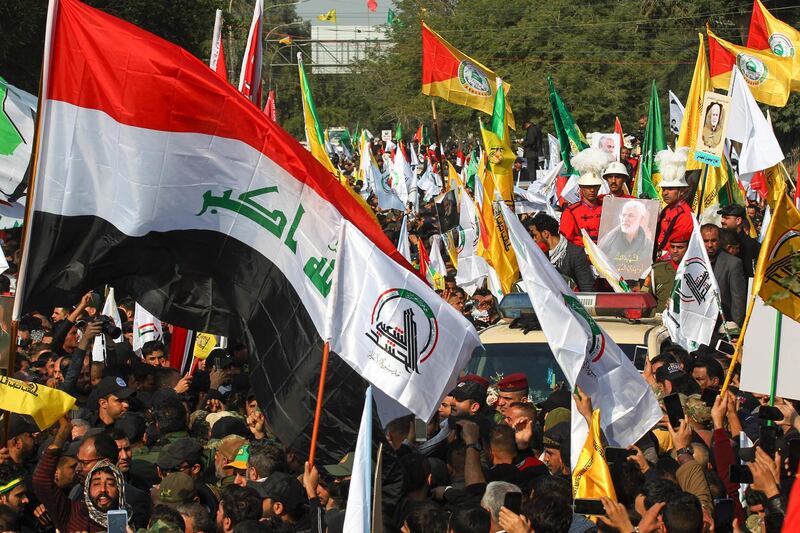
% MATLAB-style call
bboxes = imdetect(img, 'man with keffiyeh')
[32,417,129,532]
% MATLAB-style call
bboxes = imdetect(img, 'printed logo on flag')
[675,257,712,304]
[366,288,439,375]
[455,228,466,254]
[138,322,158,335]
[736,53,769,86]
[381,173,393,192]
[764,230,800,298]
[458,61,492,97]
[768,33,795,57]
[563,295,606,363]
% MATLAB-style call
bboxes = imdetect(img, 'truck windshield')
[465,342,639,404]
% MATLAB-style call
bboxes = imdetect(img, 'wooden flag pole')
[695,163,710,220]
[308,341,330,466]
[431,99,445,163]
[720,293,757,396]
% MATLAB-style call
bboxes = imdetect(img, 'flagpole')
[720,293,757,395]
[308,340,330,466]
[695,163,709,219]
[768,311,783,418]
[431,99,445,164]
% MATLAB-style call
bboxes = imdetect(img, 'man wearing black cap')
[542,423,570,477]
[5,414,38,468]
[93,376,134,429]
[449,380,486,418]
[157,438,219,518]
[254,471,309,529]
[718,204,760,278]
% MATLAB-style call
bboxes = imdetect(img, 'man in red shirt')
[560,171,604,246]
[654,150,693,259]
[601,162,634,199]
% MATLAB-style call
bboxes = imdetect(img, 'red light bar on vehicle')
[573,292,657,320]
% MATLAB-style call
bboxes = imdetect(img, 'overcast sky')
[295,0,393,27]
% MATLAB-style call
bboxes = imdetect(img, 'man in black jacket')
[718,204,760,278]
[525,213,595,292]
[522,119,543,170]
[701,224,746,327]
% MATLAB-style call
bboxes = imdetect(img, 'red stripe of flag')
[48,0,408,273]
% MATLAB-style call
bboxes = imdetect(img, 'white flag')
[360,136,404,211]
[662,219,721,351]
[92,288,124,362]
[397,214,412,263]
[0,78,36,201]
[726,68,784,175]
[429,235,448,282]
[500,201,662,468]
[343,386,373,533]
[327,220,482,421]
[209,9,224,73]
[668,91,685,136]
[547,133,561,170]
[455,185,493,296]
[133,302,163,353]
[238,0,263,104]
[390,145,412,203]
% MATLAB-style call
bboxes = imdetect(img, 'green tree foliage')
[324,0,800,151]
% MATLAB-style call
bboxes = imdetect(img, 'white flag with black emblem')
[327,220,482,421]
[663,219,720,351]
[499,200,661,469]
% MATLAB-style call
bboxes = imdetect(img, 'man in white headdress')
[559,148,614,246]
[654,147,693,260]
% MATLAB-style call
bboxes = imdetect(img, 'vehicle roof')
[479,318,660,345]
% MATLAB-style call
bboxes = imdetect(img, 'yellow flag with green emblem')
[0,377,76,429]
[479,78,514,203]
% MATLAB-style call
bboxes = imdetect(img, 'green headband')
[0,478,22,494]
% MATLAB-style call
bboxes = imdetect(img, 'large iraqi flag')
[18,0,481,459]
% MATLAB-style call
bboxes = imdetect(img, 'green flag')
[0,77,36,199]
[490,79,506,140]
[635,80,667,200]
[547,76,588,176]
[466,149,478,190]
[394,121,402,141]
[387,9,396,25]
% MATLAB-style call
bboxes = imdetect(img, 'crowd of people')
[0,114,793,533]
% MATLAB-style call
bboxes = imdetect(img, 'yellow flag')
[677,34,729,213]
[573,409,617,500]
[299,57,377,223]
[748,0,800,91]
[753,192,800,322]
[707,27,793,107]
[763,162,789,212]
[479,121,514,204]
[279,36,293,45]
[476,158,518,294]
[317,9,336,23]
[0,377,76,430]
[193,332,217,360]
